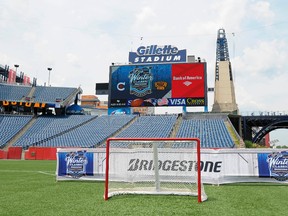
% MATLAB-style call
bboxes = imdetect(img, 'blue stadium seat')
[176,118,234,148]
[0,115,33,148]
[0,84,32,101]
[116,115,177,139]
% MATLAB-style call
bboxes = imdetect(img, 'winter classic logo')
[266,151,288,181]
[129,67,153,97]
[65,150,88,178]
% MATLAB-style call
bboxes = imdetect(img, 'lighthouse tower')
[212,28,238,114]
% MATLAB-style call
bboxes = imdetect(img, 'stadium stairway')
[225,118,245,148]
[169,114,182,137]
[97,115,139,146]
[21,86,36,101]
[61,87,82,107]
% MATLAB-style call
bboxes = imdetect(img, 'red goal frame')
[104,137,203,203]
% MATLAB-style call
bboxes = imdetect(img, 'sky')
[0,0,287,145]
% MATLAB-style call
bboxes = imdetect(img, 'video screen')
[108,62,207,107]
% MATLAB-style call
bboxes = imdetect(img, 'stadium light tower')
[47,67,52,86]
[14,64,19,73]
[212,28,238,114]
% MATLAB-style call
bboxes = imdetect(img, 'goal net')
[104,138,207,202]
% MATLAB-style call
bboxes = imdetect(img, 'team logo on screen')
[117,82,125,91]
[155,81,167,90]
[129,67,153,97]
[65,150,88,178]
[266,151,288,181]
[183,81,192,86]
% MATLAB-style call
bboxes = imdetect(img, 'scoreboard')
[108,62,207,108]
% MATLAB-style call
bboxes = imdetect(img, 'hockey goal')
[104,137,207,202]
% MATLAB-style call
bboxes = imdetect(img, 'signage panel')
[129,45,187,64]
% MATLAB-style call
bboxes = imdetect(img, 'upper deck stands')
[0,84,32,101]
[0,84,77,103]
[33,86,77,103]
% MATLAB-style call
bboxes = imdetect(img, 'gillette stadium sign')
[129,45,187,64]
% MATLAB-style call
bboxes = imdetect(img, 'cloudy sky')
[1,0,287,144]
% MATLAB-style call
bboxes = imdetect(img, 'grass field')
[0,160,288,216]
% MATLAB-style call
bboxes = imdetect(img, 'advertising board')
[129,45,187,64]
[56,148,288,184]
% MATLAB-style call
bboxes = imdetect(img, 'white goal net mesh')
[104,138,207,202]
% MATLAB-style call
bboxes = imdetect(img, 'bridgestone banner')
[56,148,288,184]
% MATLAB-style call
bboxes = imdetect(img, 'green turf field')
[0,160,287,216]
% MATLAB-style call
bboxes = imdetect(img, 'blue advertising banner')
[258,151,288,181]
[108,107,131,115]
[57,150,94,179]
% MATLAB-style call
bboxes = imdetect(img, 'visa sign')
[129,45,187,64]
[168,98,186,106]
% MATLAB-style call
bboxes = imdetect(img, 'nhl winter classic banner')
[56,148,288,184]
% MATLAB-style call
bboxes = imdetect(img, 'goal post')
[104,137,207,202]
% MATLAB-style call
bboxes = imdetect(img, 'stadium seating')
[116,114,178,138]
[0,84,77,103]
[38,115,136,148]
[0,80,237,151]
[176,118,234,148]
[13,115,136,148]
[33,86,77,103]
[2,112,235,150]
[100,115,178,148]
[0,115,33,148]
[0,84,32,101]
[13,115,97,148]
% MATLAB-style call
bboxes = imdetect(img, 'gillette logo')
[137,45,178,56]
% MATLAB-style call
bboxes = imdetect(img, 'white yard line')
[0,170,55,176]
[37,171,55,176]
